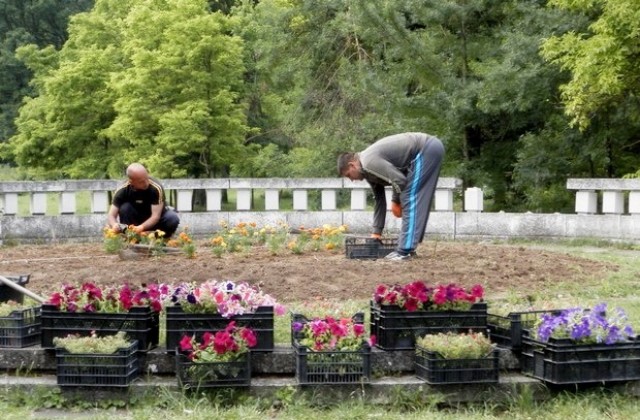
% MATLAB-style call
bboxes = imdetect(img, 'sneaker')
[384,251,414,261]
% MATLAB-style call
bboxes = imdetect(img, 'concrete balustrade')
[0,177,462,216]
[3,177,640,244]
[567,178,640,215]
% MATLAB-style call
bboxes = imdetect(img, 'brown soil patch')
[0,240,616,304]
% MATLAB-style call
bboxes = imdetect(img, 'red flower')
[179,335,193,352]
[240,327,257,348]
[471,284,484,299]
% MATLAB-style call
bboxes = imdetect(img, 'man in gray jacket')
[338,132,444,260]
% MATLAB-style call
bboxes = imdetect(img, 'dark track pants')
[118,202,180,238]
[397,137,445,253]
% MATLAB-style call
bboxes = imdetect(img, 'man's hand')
[371,233,382,240]
[391,201,402,218]
[132,225,145,234]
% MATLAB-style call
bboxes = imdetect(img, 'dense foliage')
[1,0,639,211]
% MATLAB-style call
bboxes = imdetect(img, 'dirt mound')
[0,240,615,304]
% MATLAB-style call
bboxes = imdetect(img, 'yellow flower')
[325,242,335,250]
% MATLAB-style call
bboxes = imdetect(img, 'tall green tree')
[343,1,581,209]
[541,0,640,131]
[3,0,249,178]
[0,0,93,150]
[538,0,640,180]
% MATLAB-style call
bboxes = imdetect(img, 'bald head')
[126,163,150,190]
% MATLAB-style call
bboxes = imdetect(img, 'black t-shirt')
[112,177,165,220]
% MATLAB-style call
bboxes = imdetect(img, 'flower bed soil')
[0,240,616,304]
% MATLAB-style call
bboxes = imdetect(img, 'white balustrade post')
[265,189,280,210]
[435,189,454,211]
[205,189,222,211]
[575,190,597,214]
[59,192,76,214]
[602,190,624,214]
[2,193,19,215]
[464,187,484,212]
[91,191,109,213]
[629,191,640,214]
[175,190,193,212]
[321,189,336,210]
[235,189,252,211]
[293,189,308,210]
[350,190,367,210]
[30,193,47,215]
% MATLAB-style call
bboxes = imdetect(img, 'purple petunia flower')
[536,303,634,345]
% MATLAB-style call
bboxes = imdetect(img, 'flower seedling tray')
[175,351,251,389]
[487,309,563,350]
[165,305,274,354]
[370,301,488,350]
[415,347,499,385]
[530,336,640,384]
[290,312,365,345]
[0,306,41,348]
[0,274,30,304]
[294,343,371,385]
[41,305,159,353]
[344,236,396,259]
[55,341,139,388]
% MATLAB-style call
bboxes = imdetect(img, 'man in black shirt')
[107,163,180,238]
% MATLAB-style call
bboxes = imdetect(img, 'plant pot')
[487,309,563,350]
[525,335,640,384]
[41,305,159,352]
[294,343,371,385]
[165,305,274,354]
[0,306,41,348]
[55,340,139,387]
[415,347,499,385]
[175,351,251,389]
[370,301,488,350]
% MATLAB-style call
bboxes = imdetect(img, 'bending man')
[338,132,444,261]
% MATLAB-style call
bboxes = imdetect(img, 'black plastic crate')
[0,275,30,304]
[370,301,488,350]
[415,347,499,385]
[165,305,274,354]
[487,309,563,350]
[345,236,396,259]
[521,333,640,384]
[295,343,371,385]
[0,306,41,348]
[175,351,251,389]
[534,337,640,384]
[520,330,546,376]
[41,305,159,352]
[290,312,364,346]
[55,340,139,387]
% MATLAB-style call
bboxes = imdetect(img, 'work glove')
[391,201,402,218]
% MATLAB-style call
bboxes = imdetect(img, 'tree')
[541,0,640,131]
[0,0,93,149]
[4,0,249,179]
